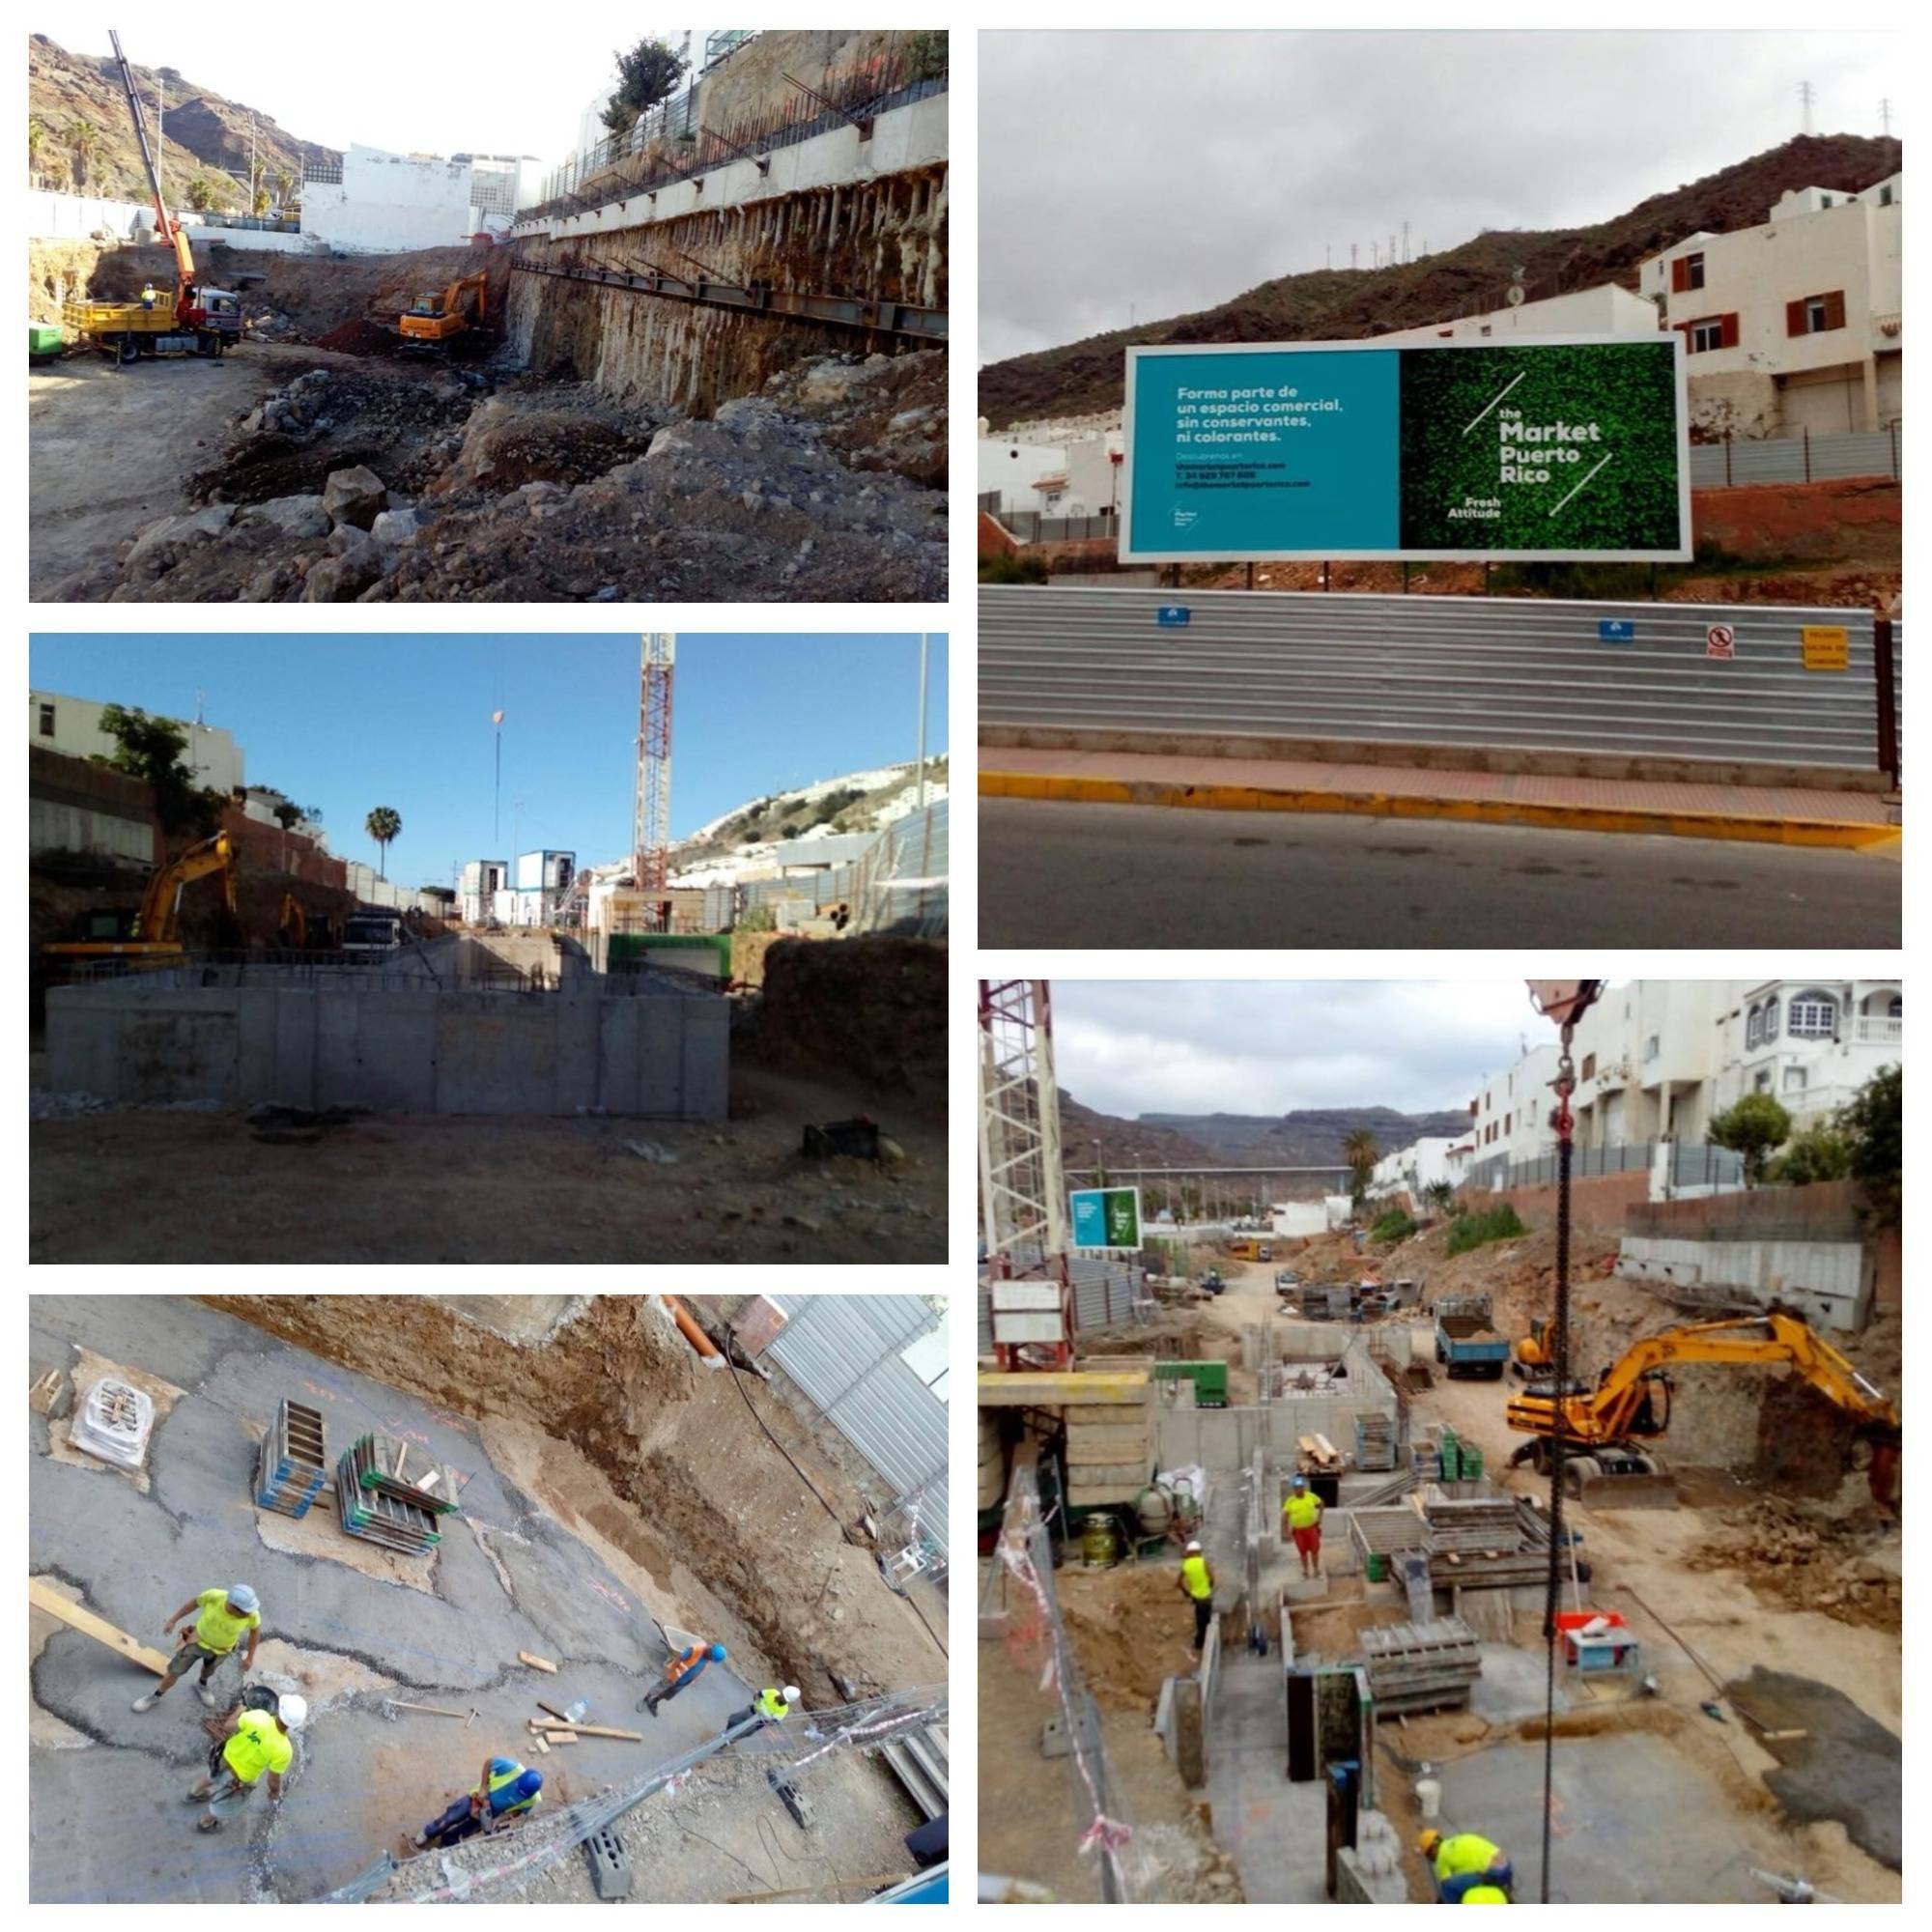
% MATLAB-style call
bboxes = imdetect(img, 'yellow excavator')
[397,272,489,348]
[1511,1315,1552,1379]
[1506,1314,1900,1510]
[43,832,238,977]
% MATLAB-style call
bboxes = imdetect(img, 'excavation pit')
[45,957,727,1120]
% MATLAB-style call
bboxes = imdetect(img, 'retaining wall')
[1615,1234,1871,1332]
[45,976,727,1119]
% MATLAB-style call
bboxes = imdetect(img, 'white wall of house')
[1372,280,1660,348]
[28,688,243,794]
[1641,174,1902,435]
[1712,980,1902,1123]
[302,145,485,253]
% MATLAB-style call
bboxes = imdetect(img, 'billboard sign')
[1070,1185,1143,1253]
[1122,334,1690,563]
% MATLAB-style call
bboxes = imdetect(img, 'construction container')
[28,323,63,358]
[1152,1359,1229,1408]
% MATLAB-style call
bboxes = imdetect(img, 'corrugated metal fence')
[981,586,1888,772]
[1689,425,1901,489]
[1465,1139,1743,1192]
[765,1295,949,1561]
[740,799,948,936]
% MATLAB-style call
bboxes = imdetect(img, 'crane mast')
[108,28,199,313]
[633,634,675,928]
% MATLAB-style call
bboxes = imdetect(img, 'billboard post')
[1121,334,1690,565]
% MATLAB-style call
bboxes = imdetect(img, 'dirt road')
[30,1065,943,1264]
[28,343,350,596]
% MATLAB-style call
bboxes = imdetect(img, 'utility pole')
[491,706,504,844]
[914,633,929,810]
[1879,98,1892,136]
[1325,242,1332,270]
[1350,242,1358,270]
[1402,218,1410,265]
[1799,80,1815,136]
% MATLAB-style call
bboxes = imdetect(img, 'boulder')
[369,507,425,545]
[323,465,388,530]
[244,494,330,539]
[300,534,384,602]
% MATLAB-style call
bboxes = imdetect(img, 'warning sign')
[1802,625,1850,672]
[1705,623,1736,660]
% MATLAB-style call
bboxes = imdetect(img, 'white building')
[978,427,1125,521]
[1370,279,1661,349]
[499,849,577,926]
[1368,1134,1474,1203]
[1640,172,1902,438]
[460,858,508,925]
[301,144,531,253]
[28,689,243,795]
[1712,980,1903,1124]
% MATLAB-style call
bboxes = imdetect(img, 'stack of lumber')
[1419,1487,1519,1551]
[978,1367,1154,1507]
[344,1433,461,1516]
[1361,1616,1482,1714]
[1295,1433,1344,1475]
[336,1438,441,1555]
[526,1699,642,1752]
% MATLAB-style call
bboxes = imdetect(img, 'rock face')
[323,466,388,530]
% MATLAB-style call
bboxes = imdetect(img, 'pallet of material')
[1427,1549,1548,1588]
[1349,1508,1432,1561]
[977,1370,1151,1407]
[1353,1412,1397,1473]
[335,1450,440,1555]
[255,1398,327,1519]
[1360,1616,1481,1712]
[346,1433,461,1516]
[1064,1419,1154,1461]
[1295,1434,1344,1473]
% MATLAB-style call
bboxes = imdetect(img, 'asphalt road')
[979,801,1901,948]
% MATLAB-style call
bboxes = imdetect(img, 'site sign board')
[1070,1185,1144,1253]
[1121,334,1690,564]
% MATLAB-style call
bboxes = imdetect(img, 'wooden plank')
[1061,1460,1151,1488]
[518,1651,558,1673]
[533,1736,551,1754]
[29,1579,171,1675]
[533,1719,642,1743]
[547,1733,578,1745]
[1063,1424,1152,1458]
[535,1699,571,1722]
[977,1371,1150,1407]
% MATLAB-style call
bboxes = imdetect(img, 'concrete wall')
[1475,1168,1653,1234]
[1615,1235,1871,1332]
[29,748,161,866]
[45,977,727,1120]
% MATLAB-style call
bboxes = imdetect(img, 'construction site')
[977,979,1902,1905]
[28,1293,950,1903]
[28,29,947,603]
[30,634,947,1264]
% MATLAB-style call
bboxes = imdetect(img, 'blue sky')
[29,633,947,889]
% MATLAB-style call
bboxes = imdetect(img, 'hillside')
[1131,1106,1472,1167]
[1060,1094,1223,1173]
[27,32,339,213]
[980,132,1902,426]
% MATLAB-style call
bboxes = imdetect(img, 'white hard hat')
[781,1686,801,1704]
[277,1693,308,1730]
[1185,1540,1203,1553]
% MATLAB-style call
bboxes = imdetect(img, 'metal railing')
[1463,1139,1744,1192]
[994,509,1121,544]
[1689,422,1901,488]
[981,585,1892,774]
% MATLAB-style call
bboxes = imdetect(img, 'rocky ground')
[44,347,947,604]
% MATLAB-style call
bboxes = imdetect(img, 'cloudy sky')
[981,29,1898,367]
[1053,980,1575,1120]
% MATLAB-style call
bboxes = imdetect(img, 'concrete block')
[1172,1675,1205,1788]
[553,996,600,1113]
[682,998,729,1122]
[269,988,319,1105]
[636,998,684,1115]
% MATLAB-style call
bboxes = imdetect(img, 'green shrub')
[1370,1208,1417,1244]
[980,551,1047,584]
[1444,1203,1527,1257]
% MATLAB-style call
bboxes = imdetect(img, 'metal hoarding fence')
[980,586,1888,772]
[1688,424,1901,489]
[764,1295,949,1561]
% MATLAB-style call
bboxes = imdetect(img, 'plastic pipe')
[662,1295,725,1371]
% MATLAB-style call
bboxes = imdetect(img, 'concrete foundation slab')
[1435,1732,1759,1901]
[1204,1649,1332,1902]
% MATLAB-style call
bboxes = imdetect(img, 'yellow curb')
[979,769,1899,851]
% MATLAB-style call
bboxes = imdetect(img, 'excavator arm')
[134,833,235,943]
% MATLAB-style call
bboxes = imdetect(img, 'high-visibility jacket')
[1285,1491,1322,1530]
[222,1709,292,1785]
[1435,1834,1504,1883]
[475,1759,541,1817]
[755,1687,791,1721]
[193,1588,262,1655]
[1461,1887,1509,1904]
[667,1644,711,1689]
[1179,1553,1213,1601]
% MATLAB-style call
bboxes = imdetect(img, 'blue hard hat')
[228,1585,260,1612]
[1292,1476,1308,1490]
[709,1644,726,1662]
[517,1770,544,1796]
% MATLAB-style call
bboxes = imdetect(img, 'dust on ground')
[30,1061,944,1264]
[1055,1565,1205,1714]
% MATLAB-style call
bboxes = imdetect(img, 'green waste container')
[28,323,63,360]
[1366,1552,1388,1583]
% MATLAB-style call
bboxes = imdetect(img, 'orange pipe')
[663,1295,724,1369]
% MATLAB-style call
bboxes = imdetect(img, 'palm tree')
[184,177,216,213]
[1342,1127,1380,1208]
[28,115,47,181]
[65,117,100,192]
[365,806,402,879]
[271,168,295,212]
[252,177,271,217]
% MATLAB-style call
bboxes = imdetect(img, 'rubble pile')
[1691,1495,1903,1631]
[46,349,946,604]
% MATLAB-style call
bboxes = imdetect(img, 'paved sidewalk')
[980,746,1900,848]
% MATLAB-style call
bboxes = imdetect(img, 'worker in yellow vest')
[1461,1887,1510,1904]
[725,1683,800,1740]
[135,1583,264,1713]
[1178,1539,1215,1651]
[185,1691,303,1832]
[1419,1828,1515,1902]
[1284,1476,1324,1578]
[413,1757,545,1850]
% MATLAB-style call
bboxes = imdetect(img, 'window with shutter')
[1671,257,1689,293]
[1719,313,1741,349]
[1824,290,1847,330]
[1786,298,1806,337]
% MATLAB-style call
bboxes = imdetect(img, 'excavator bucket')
[1565,1463,1679,1510]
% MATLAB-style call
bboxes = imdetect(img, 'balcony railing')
[1855,1015,1903,1045]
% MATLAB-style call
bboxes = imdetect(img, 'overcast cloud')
[981,30,1897,367]
[1052,980,1570,1121]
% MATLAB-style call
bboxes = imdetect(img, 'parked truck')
[1435,1293,1510,1379]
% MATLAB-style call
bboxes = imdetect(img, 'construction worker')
[140,282,156,310]
[185,1691,303,1833]
[1284,1475,1324,1578]
[1461,1887,1510,1904]
[199,1678,283,1743]
[1179,1540,1215,1651]
[639,1639,726,1716]
[412,1758,545,1850]
[724,1684,799,1739]
[1418,1829,1515,1903]
[134,1584,263,1712]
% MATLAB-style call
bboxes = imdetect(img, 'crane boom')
[108,28,198,306]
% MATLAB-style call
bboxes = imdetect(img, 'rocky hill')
[27,32,338,214]
[981,132,1902,427]
[1060,1094,1224,1173]
[1127,1105,1473,1167]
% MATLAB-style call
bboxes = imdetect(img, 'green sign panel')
[1070,1186,1143,1252]
[1122,334,1690,563]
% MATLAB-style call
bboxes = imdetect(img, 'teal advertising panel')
[1122,334,1689,563]
[1070,1186,1143,1252]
